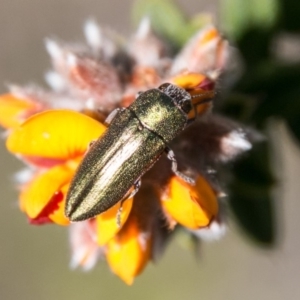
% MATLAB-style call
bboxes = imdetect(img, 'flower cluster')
[0,18,252,284]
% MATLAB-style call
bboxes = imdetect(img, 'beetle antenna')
[191,90,215,106]
[192,96,213,105]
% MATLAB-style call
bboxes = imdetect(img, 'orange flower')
[7,110,106,224]
[0,17,252,284]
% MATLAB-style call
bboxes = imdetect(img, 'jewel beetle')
[65,83,214,222]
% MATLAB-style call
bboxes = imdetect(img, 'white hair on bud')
[44,71,65,92]
[138,231,150,251]
[220,129,252,162]
[69,222,102,271]
[136,17,151,39]
[66,52,78,67]
[13,168,35,184]
[45,39,63,60]
[191,221,226,241]
[85,98,95,110]
[84,19,103,50]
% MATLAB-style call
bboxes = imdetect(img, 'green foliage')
[132,0,209,48]
[221,0,279,41]
[279,0,300,31]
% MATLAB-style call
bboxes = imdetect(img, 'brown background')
[1,0,300,299]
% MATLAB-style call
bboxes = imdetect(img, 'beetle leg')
[116,205,123,228]
[165,147,195,185]
[116,179,141,227]
[127,179,141,199]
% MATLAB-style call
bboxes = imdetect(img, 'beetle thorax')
[128,86,189,143]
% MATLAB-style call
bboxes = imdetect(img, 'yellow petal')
[20,164,74,224]
[106,217,151,285]
[6,110,106,160]
[162,176,218,229]
[96,197,134,245]
[0,93,40,129]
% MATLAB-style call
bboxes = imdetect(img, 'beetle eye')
[181,100,192,113]
[158,83,171,93]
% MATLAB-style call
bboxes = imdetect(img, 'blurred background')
[1,0,300,299]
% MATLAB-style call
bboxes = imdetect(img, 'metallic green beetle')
[65,83,213,222]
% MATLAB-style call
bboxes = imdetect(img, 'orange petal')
[20,164,74,224]
[162,176,218,229]
[96,197,134,246]
[172,72,206,90]
[198,27,220,46]
[171,26,229,76]
[6,110,106,160]
[195,26,229,72]
[0,93,40,129]
[106,217,151,285]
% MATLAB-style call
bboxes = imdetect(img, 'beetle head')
[158,82,215,121]
[158,83,193,114]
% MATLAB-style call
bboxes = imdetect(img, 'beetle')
[65,83,214,222]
